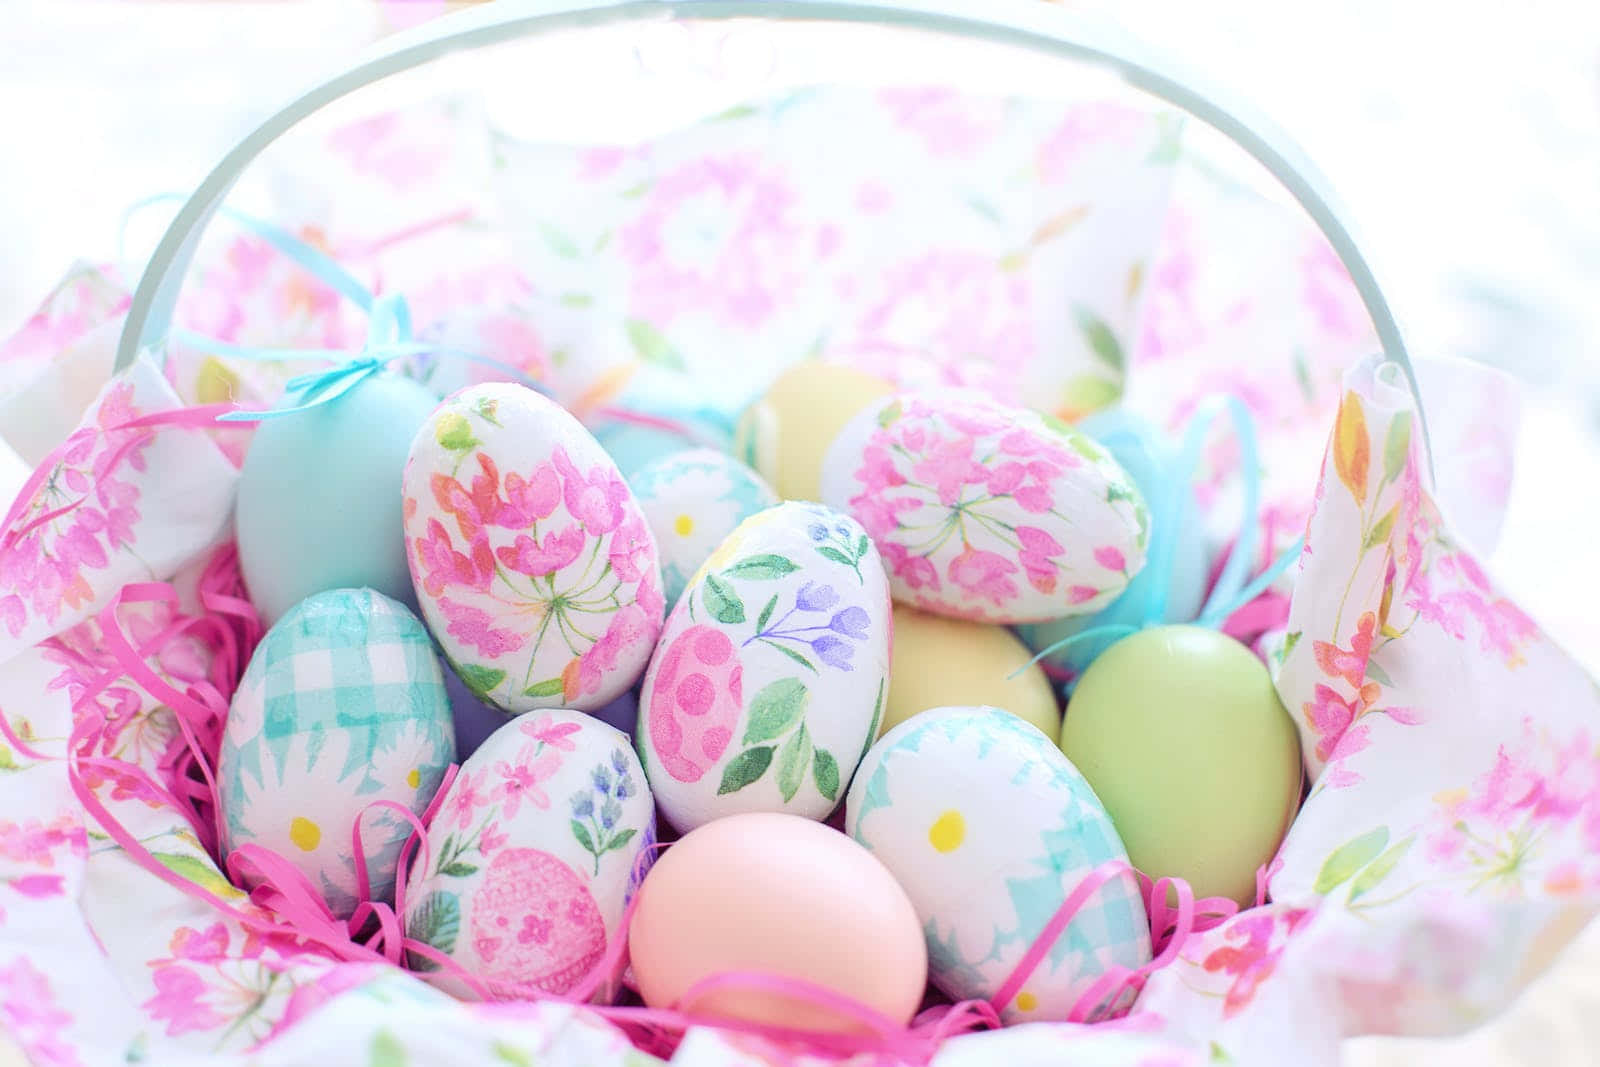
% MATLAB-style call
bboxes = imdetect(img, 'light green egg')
[1059,625,1301,906]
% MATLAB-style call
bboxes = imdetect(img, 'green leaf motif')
[859,680,885,766]
[756,594,778,632]
[1282,631,1303,660]
[725,554,800,580]
[571,819,596,855]
[153,851,244,901]
[1364,658,1395,687]
[815,546,853,568]
[524,678,566,698]
[702,573,745,625]
[1313,826,1390,895]
[1383,412,1413,485]
[1363,505,1399,550]
[0,745,18,771]
[1073,306,1126,373]
[434,411,479,453]
[538,221,580,260]
[1349,835,1414,901]
[370,1029,407,1067]
[717,746,774,795]
[1057,373,1124,416]
[764,641,818,673]
[813,748,841,802]
[777,724,813,803]
[855,533,870,559]
[474,395,501,426]
[560,292,593,308]
[405,891,461,970]
[625,318,686,371]
[743,678,807,745]
[493,1042,537,1067]
[456,664,506,699]
[440,862,479,878]
[876,399,903,428]
[604,827,638,854]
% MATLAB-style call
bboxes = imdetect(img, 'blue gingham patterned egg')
[218,588,457,919]
[846,707,1150,1023]
[627,448,778,612]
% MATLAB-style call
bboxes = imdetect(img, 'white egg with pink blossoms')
[820,390,1150,624]
[403,383,664,714]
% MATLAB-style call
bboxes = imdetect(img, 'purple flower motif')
[812,635,855,671]
[600,798,622,830]
[829,606,871,639]
[592,765,612,793]
[610,748,629,776]
[616,773,636,800]
[571,790,595,818]
[795,582,840,613]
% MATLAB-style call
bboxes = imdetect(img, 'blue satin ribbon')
[124,193,545,423]
[1015,396,1305,676]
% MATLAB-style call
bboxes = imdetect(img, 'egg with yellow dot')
[881,604,1060,739]
[847,707,1150,1023]
[218,588,457,919]
[733,362,896,503]
[629,448,779,613]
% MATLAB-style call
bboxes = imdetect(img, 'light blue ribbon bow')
[1016,395,1305,676]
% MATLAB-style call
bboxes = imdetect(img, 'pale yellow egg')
[734,363,895,503]
[882,604,1061,739]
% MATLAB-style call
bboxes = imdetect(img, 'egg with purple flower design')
[638,502,892,833]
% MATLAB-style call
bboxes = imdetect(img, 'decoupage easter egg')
[629,449,779,612]
[1018,411,1210,688]
[403,710,655,999]
[637,502,891,833]
[403,383,665,714]
[820,391,1150,624]
[218,589,456,918]
[629,812,926,1032]
[847,707,1151,1023]
[882,604,1059,740]
[1059,625,1302,905]
[733,362,896,503]
[237,373,439,625]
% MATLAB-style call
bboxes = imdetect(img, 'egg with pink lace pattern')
[820,390,1150,624]
[403,383,665,714]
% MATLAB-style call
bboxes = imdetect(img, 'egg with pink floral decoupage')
[402,710,656,1001]
[637,502,892,833]
[403,384,665,714]
[820,391,1150,624]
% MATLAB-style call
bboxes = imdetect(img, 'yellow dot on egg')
[674,514,695,537]
[1016,991,1038,1012]
[289,816,322,852]
[928,810,965,853]
[407,768,421,790]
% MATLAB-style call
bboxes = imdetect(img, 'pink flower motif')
[607,513,654,583]
[1200,907,1314,1019]
[495,745,563,818]
[447,767,489,831]
[1093,546,1126,572]
[1302,684,1364,765]
[0,957,80,1064]
[553,447,627,537]
[851,488,921,541]
[910,435,985,508]
[519,714,581,751]
[1014,480,1055,514]
[635,572,665,621]
[8,874,63,899]
[144,964,226,1036]
[437,597,524,659]
[857,444,906,495]
[0,596,22,637]
[1017,526,1065,595]
[575,605,659,700]
[1069,585,1100,604]
[947,547,1018,607]
[620,153,806,330]
[880,543,940,592]
[170,923,230,963]
[496,525,585,577]
[1313,612,1375,689]
[497,464,561,530]
[414,520,494,596]
[879,87,1005,157]
[480,822,508,854]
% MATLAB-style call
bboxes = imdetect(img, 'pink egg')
[469,848,605,994]
[647,624,744,783]
[629,813,927,1033]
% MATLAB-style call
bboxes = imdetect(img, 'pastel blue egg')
[628,449,778,611]
[236,373,439,625]
[588,368,735,479]
[1016,411,1210,689]
[218,588,457,918]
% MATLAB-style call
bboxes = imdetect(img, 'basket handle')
[113,0,1423,429]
